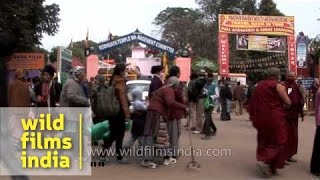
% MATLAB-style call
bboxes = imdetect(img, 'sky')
[41,0,320,51]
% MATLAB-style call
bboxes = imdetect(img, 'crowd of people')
[1,30,320,179]
[3,56,246,169]
[247,67,320,178]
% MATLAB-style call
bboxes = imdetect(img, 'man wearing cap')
[8,70,30,107]
[60,66,90,107]
[34,65,61,107]
[248,67,292,176]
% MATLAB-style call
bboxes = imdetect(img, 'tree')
[49,48,58,63]
[68,40,98,62]
[219,0,243,14]
[153,7,218,60]
[196,0,246,22]
[0,0,60,51]
[242,0,257,15]
[258,0,284,16]
[153,8,203,47]
[194,0,258,62]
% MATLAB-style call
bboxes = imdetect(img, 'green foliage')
[49,48,58,63]
[242,0,257,15]
[153,7,203,48]
[68,40,98,61]
[258,0,284,16]
[0,0,60,51]
[310,37,320,63]
[153,7,217,61]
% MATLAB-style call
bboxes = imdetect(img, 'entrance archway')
[218,14,297,76]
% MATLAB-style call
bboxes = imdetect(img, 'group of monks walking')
[248,67,319,177]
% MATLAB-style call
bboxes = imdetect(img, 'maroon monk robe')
[248,78,288,172]
[283,81,304,160]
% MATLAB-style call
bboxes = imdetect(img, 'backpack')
[94,84,120,118]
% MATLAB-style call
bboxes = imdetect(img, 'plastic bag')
[89,120,110,141]
[204,96,214,110]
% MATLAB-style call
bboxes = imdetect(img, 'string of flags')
[230,54,287,73]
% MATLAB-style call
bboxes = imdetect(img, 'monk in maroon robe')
[248,67,292,176]
[283,72,304,163]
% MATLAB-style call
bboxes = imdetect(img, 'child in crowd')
[123,88,147,149]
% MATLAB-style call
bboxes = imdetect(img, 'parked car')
[126,80,151,108]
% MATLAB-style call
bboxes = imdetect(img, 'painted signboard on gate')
[236,35,286,52]
[218,14,296,75]
[218,33,229,76]
[57,47,72,85]
[219,14,295,36]
[296,35,308,68]
[7,53,45,70]
[267,37,286,52]
[248,35,268,51]
[288,36,297,74]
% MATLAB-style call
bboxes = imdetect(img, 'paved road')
[2,113,319,180]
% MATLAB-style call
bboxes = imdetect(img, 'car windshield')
[127,83,150,93]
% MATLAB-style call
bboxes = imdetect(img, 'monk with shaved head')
[248,67,292,177]
[282,71,304,163]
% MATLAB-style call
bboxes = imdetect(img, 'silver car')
[126,80,151,112]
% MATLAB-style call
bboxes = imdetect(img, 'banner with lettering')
[98,30,176,57]
[219,14,294,36]
[236,35,286,52]
[218,33,229,76]
[296,35,308,68]
[57,47,72,85]
[248,35,268,51]
[7,53,45,70]
[288,36,297,75]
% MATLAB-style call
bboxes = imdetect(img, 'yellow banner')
[219,14,295,36]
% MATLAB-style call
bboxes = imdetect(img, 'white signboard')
[132,47,146,58]
[57,46,72,84]
[126,57,161,76]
